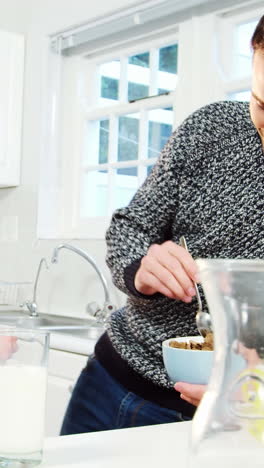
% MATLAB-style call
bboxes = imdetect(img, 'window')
[228,90,251,102]
[233,19,258,78]
[39,6,263,239]
[72,37,177,236]
[82,105,174,218]
[223,11,261,103]
[99,45,178,106]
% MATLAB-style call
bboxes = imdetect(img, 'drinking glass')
[0,327,49,467]
[189,259,264,468]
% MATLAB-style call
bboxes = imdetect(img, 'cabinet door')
[45,374,74,437]
[48,348,88,381]
[0,30,24,187]
[46,349,88,437]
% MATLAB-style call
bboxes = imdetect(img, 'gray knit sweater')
[105,100,264,389]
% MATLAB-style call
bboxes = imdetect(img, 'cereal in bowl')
[169,332,214,351]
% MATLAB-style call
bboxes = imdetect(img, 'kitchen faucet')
[51,243,115,323]
[21,257,49,317]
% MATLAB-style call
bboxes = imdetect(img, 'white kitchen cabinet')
[0,29,24,187]
[45,374,74,437]
[45,348,88,437]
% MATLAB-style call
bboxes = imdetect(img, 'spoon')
[179,236,212,338]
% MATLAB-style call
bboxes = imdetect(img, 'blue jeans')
[60,357,191,435]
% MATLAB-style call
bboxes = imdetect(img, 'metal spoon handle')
[179,236,202,311]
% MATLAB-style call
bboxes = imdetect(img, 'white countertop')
[41,421,190,468]
[40,420,264,468]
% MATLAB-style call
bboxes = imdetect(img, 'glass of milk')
[0,327,49,466]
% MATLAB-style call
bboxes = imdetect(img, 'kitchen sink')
[55,326,104,340]
[0,311,105,340]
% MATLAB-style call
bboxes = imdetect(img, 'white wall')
[31,0,140,34]
[0,0,32,31]
[0,0,138,317]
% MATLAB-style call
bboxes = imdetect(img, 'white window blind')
[50,0,262,56]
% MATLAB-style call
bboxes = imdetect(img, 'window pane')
[83,119,109,166]
[113,168,138,210]
[128,82,149,102]
[80,171,108,218]
[158,88,170,95]
[99,120,109,164]
[129,53,149,68]
[228,90,250,102]
[101,76,118,100]
[158,44,178,94]
[117,167,137,176]
[118,114,139,163]
[128,52,150,101]
[148,107,173,158]
[147,165,154,176]
[233,21,257,77]
[99,60,120,105]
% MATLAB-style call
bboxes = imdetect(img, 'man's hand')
[134,240,199,302]
[174,382,206,407]
[0,336,18,360]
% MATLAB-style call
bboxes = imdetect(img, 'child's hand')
[174,382,206,407]
[0,336,18,360]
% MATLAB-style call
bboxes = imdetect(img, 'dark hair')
[251,15,264,50]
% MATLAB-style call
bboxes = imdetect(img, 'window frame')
[38,7,263,240]
[219,7,263,99]
[60,33,179,239]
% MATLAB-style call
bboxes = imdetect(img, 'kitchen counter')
[40,419,264,468]
[41,421,190,467]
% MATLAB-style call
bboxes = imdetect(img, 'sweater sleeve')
[124,258,162,300]
[105,115,197,300]
[105,100,251,300]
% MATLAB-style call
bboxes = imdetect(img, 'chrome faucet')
[51,243,115,322]
[21,257,49,317]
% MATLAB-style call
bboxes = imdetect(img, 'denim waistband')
[95,332,195,418]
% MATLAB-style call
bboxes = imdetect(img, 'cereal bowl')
[162,336,213,385]
[162,335,246,385]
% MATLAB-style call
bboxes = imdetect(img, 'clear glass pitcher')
[190,259,264,468]
[0,327,49,467]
